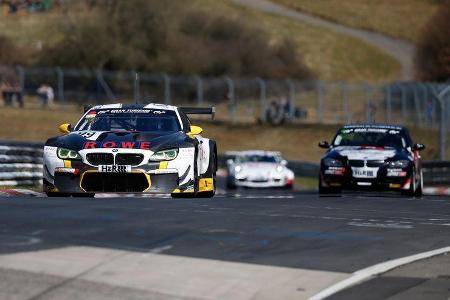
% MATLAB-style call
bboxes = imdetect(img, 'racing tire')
[71,193,95,198]
[197,142,217,198]
[403,170,417,197]
[171,148,200,198]
[414,170,423,197]
[45,192,71,197]
[318,175,341,195]
[226,176,237,190]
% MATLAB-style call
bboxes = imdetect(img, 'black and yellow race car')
[43,103,217,198]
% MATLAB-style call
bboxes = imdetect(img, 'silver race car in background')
[226,151,294,189]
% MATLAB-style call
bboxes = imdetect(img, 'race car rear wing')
[180,107,215,120]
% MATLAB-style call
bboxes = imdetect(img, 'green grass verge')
[271,0,439,42]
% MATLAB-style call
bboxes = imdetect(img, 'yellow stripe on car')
[198,178,214,192]
[159,161,168,169]
[63,160,72,168]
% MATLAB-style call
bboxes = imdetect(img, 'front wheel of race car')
[414,169,423,197]
[197,142,217,198]
[46,192,70,197]
[46,192,95,198]
[72,193,96,198]
[318,175,341,195]
[403,169,419,197]
[171,148,200,198]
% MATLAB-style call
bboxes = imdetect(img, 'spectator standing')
[37,83,54,107]
[10,79,24,107]
[0,80,13,106]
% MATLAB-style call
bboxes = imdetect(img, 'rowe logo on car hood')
[335,146,396,160]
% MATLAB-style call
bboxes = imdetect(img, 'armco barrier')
[0,140,43,187]
[422,161,450,186]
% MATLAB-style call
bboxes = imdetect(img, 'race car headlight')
[57,148,81,160]
[235,165,242,173]
[276,165,284,173]
[149,149,178,161]
[388,160,410,168]
[323,158,343,167]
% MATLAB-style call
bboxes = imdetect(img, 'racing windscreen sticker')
[84,141,151,149]
[96,109,167,114]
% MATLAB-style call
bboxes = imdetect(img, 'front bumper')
[45,167,180,194]
[320,166,413,191]
[43,146,197,194]
[233,178,292,188]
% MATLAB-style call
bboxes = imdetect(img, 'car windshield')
[74,109,181,132]
[333,128,407,148]
[236,155,280,163]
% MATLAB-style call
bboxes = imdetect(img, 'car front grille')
[366,160,385,167]
[349,160,364,167]
[81,172,150,192]
[348,160,385,167]
[115,153,144,166]
[86,153,114,166]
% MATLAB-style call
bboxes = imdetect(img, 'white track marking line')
[308,245,450,300]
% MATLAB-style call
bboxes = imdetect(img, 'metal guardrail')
[422,161,450,186]
[0,141,43,186]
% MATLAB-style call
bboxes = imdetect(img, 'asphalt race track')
[0,191,449,299]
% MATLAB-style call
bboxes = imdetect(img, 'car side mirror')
[189,125,203,135]
[281,160,288,166]
[413,143,425,151]
[59,123,72,134]
[319,141,330,149]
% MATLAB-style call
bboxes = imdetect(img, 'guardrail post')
[418,83,430,127]
[162,73,171,105]
[225,77,236,124]
[385,84,392,123]
[412,84,423,127]
[430,84,450,160]
[399,84,407,124]
[133,71,140,104]
[286,79,295,121]
[56,67,65,103]
[317,81,324,123]
[341,82,350,123]
[365,83,373,123]
[95,69,115,102]
[16,65,25,95]
[195,76,203,106]
[257,78,267,123]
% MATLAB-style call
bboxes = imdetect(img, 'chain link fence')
[1,65,449,157]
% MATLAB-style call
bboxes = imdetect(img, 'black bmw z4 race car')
[43,103,217,198]
[318,124,425,196]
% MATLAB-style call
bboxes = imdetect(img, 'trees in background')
[415,1,450,82]
[0,35,28,65]
[38,0,313,80]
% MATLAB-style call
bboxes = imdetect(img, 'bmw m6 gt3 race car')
[318,124,425,196]
[43,103,217,198]
[225,150,295,189]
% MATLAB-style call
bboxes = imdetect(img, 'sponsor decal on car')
[83,141,151,149]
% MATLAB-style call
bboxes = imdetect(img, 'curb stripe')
[308,246,450,300]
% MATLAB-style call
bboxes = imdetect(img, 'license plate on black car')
[352,168,375,178]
